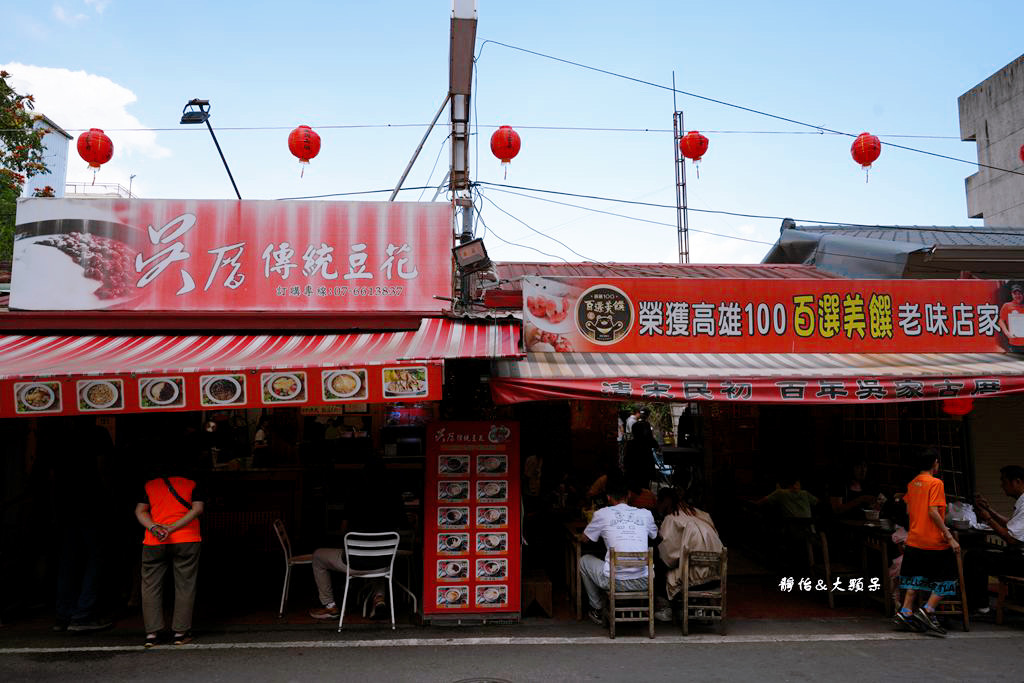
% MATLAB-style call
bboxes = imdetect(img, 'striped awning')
[0,318,521,380]
[491,351,1024,404]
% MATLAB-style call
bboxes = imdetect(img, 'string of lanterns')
[74,122,893,185]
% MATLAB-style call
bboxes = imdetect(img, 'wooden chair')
[681,548,727,635]
[808,531,862,609]
[272,519,312,618]
[995,575,1024,625]
[861,536,893,614]
[930,533,970,631]
[608,548,654,639]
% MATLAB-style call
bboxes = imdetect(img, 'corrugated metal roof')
[495,262,840,281]
[795,225,1024,247]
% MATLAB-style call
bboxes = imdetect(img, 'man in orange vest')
[135,462,204,647]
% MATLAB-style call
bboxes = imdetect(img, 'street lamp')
[128,174,136,198]
[180,98,242,200]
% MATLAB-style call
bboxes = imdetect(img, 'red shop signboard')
[522,276,1018,354]
[423,421,521,620]
[10,199,452,313]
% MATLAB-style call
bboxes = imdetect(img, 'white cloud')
[52,5,87,24]
[84,0,111,13]
[3,63,170,191]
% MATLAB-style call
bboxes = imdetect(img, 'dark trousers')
[965,547,1024,611]
[56,526,101,624]
[141,542,201,634]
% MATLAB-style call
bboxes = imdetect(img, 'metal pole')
[673,111,690,264]
[205,119,241,200]
[390,94,451,201]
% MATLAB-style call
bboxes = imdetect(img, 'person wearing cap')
[998,283,1024,350]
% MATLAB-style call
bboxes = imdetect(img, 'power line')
[274,186,435,201]
[478,39,1024,178]
[478,190,598,262]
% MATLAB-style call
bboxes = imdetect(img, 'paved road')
[2,631,1022,682]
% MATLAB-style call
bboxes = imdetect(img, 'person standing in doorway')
[135,448,205,647]
[895,449,960,636]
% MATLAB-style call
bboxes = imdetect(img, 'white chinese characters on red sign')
[10,199,452,312]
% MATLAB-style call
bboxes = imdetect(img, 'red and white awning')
[491,351,1024,404]
[0,318,520,380]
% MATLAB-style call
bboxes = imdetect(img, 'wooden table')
[562,521,587,620]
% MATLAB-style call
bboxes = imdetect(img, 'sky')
[2,1,1023,266]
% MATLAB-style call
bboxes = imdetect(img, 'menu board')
[423,421,520,618]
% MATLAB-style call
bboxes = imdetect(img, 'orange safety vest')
[143,477,201,546]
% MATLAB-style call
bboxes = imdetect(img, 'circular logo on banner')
[576,284,633,345]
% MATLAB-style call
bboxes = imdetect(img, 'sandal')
[173,631,193,646]
[144,633,159,648]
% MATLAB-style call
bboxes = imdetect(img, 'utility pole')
[450,0,478,303]
[672,73,690,264]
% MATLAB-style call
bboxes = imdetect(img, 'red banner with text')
[522,276,1021,354]
[11,199,452,312]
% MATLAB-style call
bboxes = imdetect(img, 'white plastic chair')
[273,519,312,617]
[337,531,417,631]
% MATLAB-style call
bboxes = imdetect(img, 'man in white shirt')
[966,465,1024,613]
[579,474,658,625]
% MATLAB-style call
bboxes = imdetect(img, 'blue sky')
[3,1,1023,265]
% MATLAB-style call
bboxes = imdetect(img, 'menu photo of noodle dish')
[139,377,186,409]
[199,374,247,407]
[261,371,307,404]
[14,381,62,414]
[381,366,428,399]
[76,379,124,411]
[475,584,508,608]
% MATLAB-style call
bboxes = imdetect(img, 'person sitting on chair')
[965,465,1024,614]
[656,487,724,610]
[309,460,406,621]
[578,473,658,626]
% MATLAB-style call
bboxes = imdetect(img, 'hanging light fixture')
[851,132,881,182]
[679,130,709,177]
[941,396,974,416]
[490,125,521,178]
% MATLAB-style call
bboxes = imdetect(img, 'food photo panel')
[475,558,508,581]
[436,586,469,609]
[76,379,124,412]
[260,371,307,404]
[436,559,469,581]
[438,455,469,476]
[436,533,469,555]
[476,454,508,475]
[476,532,508,554]
[476,506,508,528]
[438,480,470,503]
[476,480,508,502]
[321,368,367,402]
[139,377,186,409]
[14,381,63,415]
[199,374,247,407]
[475,585,509,608]
[382,365,428,399]
[437,506,470,529]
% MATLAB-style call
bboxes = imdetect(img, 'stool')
[523,570,553,618]
[996,575,1024,625]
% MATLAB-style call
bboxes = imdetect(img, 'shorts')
[899,545,958,597]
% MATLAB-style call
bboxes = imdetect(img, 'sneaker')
[144,633,160,649]
[309,604,340,620]
[973,606,992,616]
[893,610,924,632]
[68,619,113,632]
[913,608,947,637]
[587,608,606,626]
[653,606,673,623]
[173,631,193,646]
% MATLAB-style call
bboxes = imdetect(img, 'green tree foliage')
[0,70,48,262]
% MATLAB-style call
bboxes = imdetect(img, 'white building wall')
[958,54,1024,227]
[19,118,70,199]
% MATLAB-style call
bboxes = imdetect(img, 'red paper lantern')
[76,128,113,183]
[851,131,881,177]
[1019,143,1024,165]
[679,131,709,163]
[490,125,521,178]
[941,396,973,416]
[288,125,321,176]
